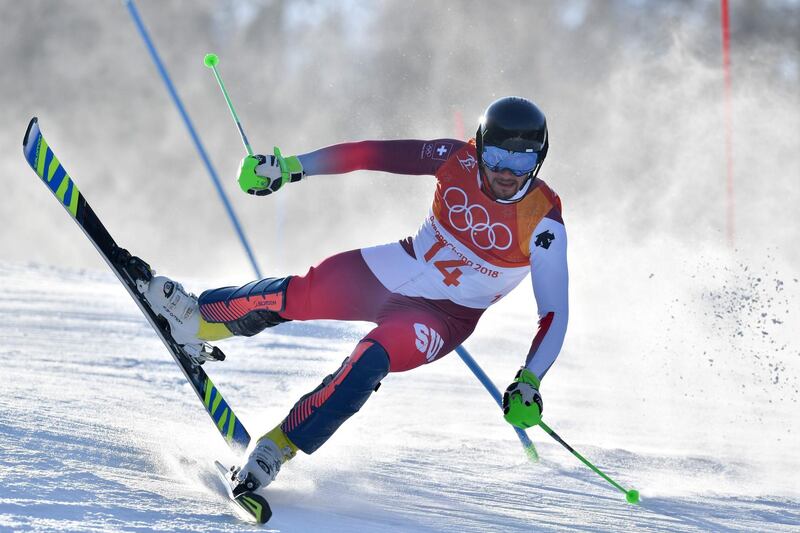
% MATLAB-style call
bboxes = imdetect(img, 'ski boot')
[112,247,226,365]
[233,426,298,492]
[214,427,296,523]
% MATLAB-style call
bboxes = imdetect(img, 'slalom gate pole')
[720,0,735,247]
[454,346,538,461]
[538,421,640,504]
[124,0,263,278]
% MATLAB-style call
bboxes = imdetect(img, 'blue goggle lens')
[482,146,539,176]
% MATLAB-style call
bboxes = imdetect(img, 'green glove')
[237,147,304,196]
[502,367,543,429]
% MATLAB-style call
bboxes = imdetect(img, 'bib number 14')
[424,241,464,287]
[433,259,463,287]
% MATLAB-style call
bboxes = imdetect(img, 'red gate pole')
[721,0,735,247]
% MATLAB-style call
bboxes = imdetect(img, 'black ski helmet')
[476,96,549,200]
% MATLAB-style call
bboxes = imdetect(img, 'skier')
[139,96,567,494]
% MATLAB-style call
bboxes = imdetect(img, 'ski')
[21,117,251,452]
[214,460,272,524]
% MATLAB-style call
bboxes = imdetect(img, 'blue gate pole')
[454,345,538,461]
[124,0,262,278]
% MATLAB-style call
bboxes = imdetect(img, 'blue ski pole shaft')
[124,0,262,279]
[454,345,538,461]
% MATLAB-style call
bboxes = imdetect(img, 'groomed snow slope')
[0,259,798,532]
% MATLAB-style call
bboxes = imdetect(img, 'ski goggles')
[482,146,539,176]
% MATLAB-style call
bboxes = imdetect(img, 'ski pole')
[454,346,538,461]
[124,1,262,278]
[203,53,254,156]
[538,420,639,504]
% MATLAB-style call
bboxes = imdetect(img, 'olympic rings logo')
[443,187,513,251]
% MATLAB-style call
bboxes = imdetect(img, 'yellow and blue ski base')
[203,376,249,446]
[24,118,81,218]
[214,461,272,524]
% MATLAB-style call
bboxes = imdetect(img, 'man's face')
[484,165,528,200]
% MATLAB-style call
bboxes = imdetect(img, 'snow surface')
[0,258,798,532]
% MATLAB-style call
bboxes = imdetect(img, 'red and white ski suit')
[201,138,568,453]
[289,138,568,379]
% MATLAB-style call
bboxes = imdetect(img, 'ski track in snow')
[0,261,798,532]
